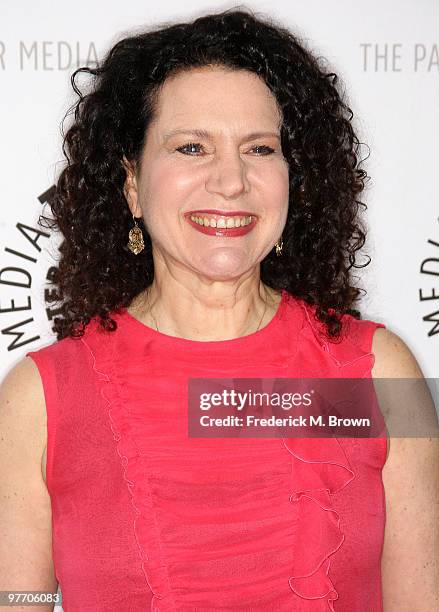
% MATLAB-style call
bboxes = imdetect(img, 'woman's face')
[125,66,290,281]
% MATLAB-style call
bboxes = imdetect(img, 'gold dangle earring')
[127,214,145,255]
[275,235,283,257]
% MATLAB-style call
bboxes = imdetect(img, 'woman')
[0,7,438,612]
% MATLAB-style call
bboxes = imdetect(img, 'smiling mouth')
[190,213,253,228]
[184,210,258,237]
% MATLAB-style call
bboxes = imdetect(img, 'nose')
[204,151,250,200]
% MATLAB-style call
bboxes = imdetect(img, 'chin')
[191,264,251,283]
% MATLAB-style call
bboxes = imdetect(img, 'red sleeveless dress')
[27,290,387,611]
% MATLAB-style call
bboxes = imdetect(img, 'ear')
[122,156,142,217]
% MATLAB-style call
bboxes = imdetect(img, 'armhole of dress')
[363,320,387,374]
[361,319,389,465]
[25,350,56,496]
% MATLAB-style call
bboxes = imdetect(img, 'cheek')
[139,163,196,222]
[258,164,290,210]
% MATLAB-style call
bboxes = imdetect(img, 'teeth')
[189,214,253,228]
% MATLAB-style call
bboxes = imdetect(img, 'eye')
[176,142,204,155]
[250,145,275,155]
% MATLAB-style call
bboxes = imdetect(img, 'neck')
[127,275,281,342]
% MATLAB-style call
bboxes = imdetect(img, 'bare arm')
[372,328,439,612]
[0,357,57,611]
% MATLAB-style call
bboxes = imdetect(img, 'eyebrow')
[163,128,281,142]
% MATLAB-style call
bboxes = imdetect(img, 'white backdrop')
[0,1,438,607]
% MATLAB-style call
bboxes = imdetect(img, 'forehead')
[151,66,282,131]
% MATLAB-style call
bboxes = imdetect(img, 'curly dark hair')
[42,6,371,341]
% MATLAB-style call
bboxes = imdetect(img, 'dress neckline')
[118,288,289,350]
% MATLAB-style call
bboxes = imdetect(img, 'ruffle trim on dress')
[80,324,177,611]
[281,302,386,610]
[282,436,355,611]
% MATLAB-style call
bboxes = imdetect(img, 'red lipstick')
[184,210,258,237]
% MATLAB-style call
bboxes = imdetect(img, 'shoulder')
[1,355,45,396]
[0,357,48,477]
[371,327,424,379]
[1,355,47,410]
